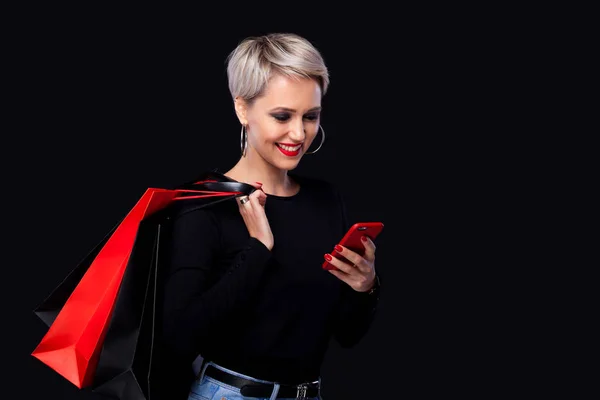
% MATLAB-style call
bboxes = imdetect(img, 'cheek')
[306,122,320,137]
[249,119,284,143]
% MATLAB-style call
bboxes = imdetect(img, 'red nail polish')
[334,245,343,252]
[256,182,262,185]
[324,254,332,262]
[361,236,368,242]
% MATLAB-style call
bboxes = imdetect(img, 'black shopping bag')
[90,174,255,400]
[32,170,254,399]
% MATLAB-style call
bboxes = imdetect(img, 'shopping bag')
[92,177,254,399]
[33,224,118,328]
[91,216,163,399]
[31,171,254,396]
[32,169,237,328]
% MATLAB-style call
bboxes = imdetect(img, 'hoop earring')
[240,124,247,157]
[305,125,325,154]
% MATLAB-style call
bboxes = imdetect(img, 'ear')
[234,97,248,125]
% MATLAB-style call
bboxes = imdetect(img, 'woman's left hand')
[325,235,377,292]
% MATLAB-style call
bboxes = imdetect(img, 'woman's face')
[238,74,322,171]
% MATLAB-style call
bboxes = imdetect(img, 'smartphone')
[322,222,384,270]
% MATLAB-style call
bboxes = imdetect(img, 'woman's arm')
[333,278,380,347]
[161,209,272,361]
[329,184,381,348]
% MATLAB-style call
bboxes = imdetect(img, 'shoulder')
[166,196,238,228]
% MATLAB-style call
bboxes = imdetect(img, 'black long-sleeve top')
[161,173,379,385]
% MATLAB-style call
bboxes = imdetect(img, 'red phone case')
[322,222,384,270]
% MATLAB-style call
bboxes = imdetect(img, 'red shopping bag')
[31,175,253,390]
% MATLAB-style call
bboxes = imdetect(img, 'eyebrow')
[270,106,322,113]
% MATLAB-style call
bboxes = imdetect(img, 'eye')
[271,112,320,122]
[272,113,290,122]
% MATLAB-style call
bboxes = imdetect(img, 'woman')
[161,33,381,400]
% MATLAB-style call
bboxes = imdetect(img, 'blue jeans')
[187,361,323,400]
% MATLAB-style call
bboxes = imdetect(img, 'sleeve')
[161,208,272,361]
[331,184,381,348]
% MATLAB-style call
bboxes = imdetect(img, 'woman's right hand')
[236,183,274,251]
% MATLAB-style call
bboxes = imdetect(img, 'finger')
[239,185,260,201]
[251,182,267,201]
[324,253,355,275]
[327,267,351,284]
[361,235,376,262]
[249,182,266,198]
[333,245,367,272]
[255,190,267,206]
[248,188,267,206]
[236,195,251,208]
[236,181,262,203]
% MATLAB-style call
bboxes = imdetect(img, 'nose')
[289,119,306,142]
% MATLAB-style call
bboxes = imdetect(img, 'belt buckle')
[296,383,308,399]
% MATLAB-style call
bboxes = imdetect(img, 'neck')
[226,151,297,197]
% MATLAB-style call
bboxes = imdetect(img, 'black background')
[9,10,531,400]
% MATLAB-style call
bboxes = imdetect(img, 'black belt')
[204,365,320,399]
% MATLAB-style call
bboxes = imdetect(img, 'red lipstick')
[276,143,302,157]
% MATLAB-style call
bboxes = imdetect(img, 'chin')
[272,159,301,171]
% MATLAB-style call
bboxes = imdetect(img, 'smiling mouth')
[276,143,302,156]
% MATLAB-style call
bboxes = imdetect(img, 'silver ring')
[239,196,250,205]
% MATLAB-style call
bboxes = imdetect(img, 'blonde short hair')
[226,33,329,103]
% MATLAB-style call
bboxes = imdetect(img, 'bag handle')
[175,169,255,197]
[175,181,255,197]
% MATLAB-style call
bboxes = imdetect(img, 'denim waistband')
[196,360,321,400]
